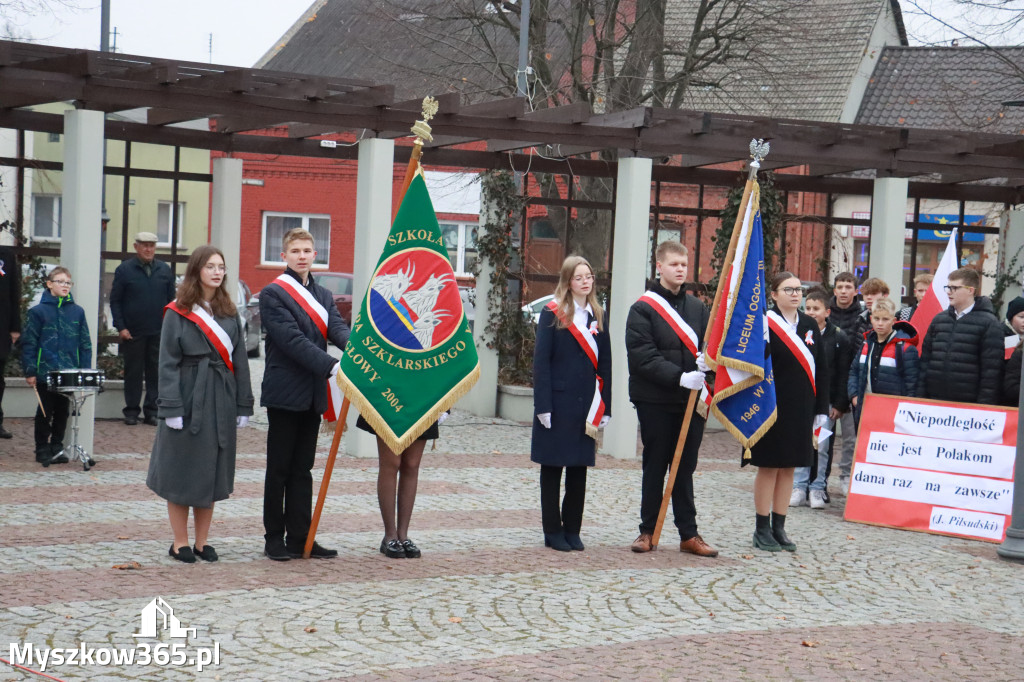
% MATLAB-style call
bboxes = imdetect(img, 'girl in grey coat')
[147,246,254,563]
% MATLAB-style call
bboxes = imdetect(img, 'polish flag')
[910,228,958,343]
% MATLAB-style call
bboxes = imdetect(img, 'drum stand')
[57,388,98,471]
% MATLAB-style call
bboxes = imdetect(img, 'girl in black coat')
[749,272,828,552]
[531,256,612,552]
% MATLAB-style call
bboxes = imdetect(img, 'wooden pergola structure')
[2,39,1022,458]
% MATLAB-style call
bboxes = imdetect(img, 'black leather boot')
[753,513,781,551]
[771,512,796,551]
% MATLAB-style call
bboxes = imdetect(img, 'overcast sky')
[0,0,1008,69]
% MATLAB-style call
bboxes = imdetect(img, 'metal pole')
[100,0,110,52]
[997,356,1024,560]
[516,0,531,98]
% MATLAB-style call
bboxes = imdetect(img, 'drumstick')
[32,383,46,418]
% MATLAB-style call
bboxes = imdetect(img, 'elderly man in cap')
[110,232,176,425]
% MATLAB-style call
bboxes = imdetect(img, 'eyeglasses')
[203,264,227,273]
[943,285,972,293]
[572,274,595,283]
[49,280,73,287]
[778,287,803,296]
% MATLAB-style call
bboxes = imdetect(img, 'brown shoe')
[679,535,719,557]
[630,533,654,553]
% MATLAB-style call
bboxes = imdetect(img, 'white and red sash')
[165,302,234,372]
[272,274,343,422]
[766,310,815,393]
[637,291,700,358]
[545,300,605,439]
[1006,334,1019,361]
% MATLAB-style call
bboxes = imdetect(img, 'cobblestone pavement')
[1,351,1022,680]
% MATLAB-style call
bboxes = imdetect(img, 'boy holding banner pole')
[259,228,350,561]
[625,240,717,557]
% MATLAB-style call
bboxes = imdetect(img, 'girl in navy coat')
[531,256,611,552]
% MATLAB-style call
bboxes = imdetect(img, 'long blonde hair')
[550,255,604,331]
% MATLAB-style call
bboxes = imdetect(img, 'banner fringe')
[337,364,480,454]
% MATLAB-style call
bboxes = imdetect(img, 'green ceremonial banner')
[337,172,480,453]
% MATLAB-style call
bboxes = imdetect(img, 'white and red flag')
[910,228,958,343]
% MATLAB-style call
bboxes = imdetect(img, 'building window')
[439,222,478,276]
[32,194,62,241]
[47,132,61,143]
[261,212,330,266]
[156,201,186,246]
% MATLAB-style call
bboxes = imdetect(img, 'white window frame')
[156,200,186,247]
[31,194,62,242]
[438,221,478,276]
[260,212,331,267]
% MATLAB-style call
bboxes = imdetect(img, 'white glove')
[679,370,705,390]
[236,416,249,428]
[437,411,449,426]
[598,415,610,429]
[330,362,340,377]
[695,351,710,373]
[165,416,184,430]
[813,414,828,429]
[538,413,552,429]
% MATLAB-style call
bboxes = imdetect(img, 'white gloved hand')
[165,416,184,430]
[598,415,610,429]
[236,416,249,428]
[538,413,552,429]
[330,362,340,377]
[437,411,449,426]
[679,370,705,390]
[695,351,710,373]
[813,414,828,429]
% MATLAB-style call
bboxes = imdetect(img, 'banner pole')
[303,398,350,559]
[651,165,760,550]
[304,100,437,558]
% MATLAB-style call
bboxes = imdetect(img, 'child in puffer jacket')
[848,298,918,424]
[21,267,91,466]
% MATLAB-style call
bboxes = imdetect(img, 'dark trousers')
[540,465,587,535]
[636,402,705,539]
[122,334,160,419]
[264,407,321,548]
[34,384,70,450]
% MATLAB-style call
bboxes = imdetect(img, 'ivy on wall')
[475,171,536,386]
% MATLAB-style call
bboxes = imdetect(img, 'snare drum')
[47,369,105,391]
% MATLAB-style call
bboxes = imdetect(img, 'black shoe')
[400,539,421,558]
[563,533,585,551]
[771,512,796,552]
[753,527,782,551]
[124,416,138,426]
[0,426,12,439]
[35,447,51,466]
[288,542,338,559]
[169,545,197,563]
[544,532,572,552]
[49,443,67,464]
[380,539,405,558]
[264,538,291,561]
[193,544,218,562]
[143,416,158,426]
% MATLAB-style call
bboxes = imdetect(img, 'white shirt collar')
[955,301,975,319]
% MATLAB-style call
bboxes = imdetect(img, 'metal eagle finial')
[748,138,770,179]
[410,96,438,143]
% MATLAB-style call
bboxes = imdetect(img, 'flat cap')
[135,232,159,243]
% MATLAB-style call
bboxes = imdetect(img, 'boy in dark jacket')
[260,228,349,561]
[916,267,1003,405]
[854,277,890,341]
[791,288,852,509]
[625,241,717,558]
[22,267,91,466]
[828,272,863,495]
[848,299,919,423]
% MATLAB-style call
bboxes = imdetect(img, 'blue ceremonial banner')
[705,180,777,457]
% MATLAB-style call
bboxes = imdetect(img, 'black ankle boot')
[771,512,796,551]
[753,513,781,551]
